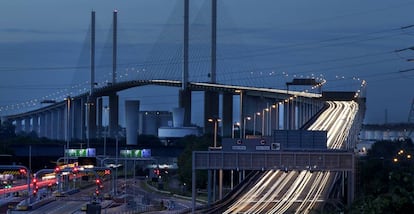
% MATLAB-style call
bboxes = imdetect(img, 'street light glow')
[208,117,221,148]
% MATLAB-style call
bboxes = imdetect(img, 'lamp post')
[64,96,72,164]
[253,112,260,136]
[262,108,269,136]
[232,122,240,139]
[243,116,251,139]
[103,106,109,157]
[208,117,221,147]
[235,89,243,139]
[269,104,277,136]
[208,117,221,201]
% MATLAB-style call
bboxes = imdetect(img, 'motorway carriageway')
[221,101,359,213]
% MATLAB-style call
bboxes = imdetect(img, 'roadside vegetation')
[350,138,414,213]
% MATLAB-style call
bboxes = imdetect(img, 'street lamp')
[208,118,221,147]
[235,89,243,139]
[103,106,109,157]
[243,116,251,139]
[269,104,277,135]
[262,108,269,136]
[232,122,240,139]
[253,112,261,136]
[208,117,221,202]
[64,96,73,163]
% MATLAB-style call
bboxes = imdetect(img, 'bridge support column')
[298,101,306,128]
[242,96,253,135]
[125,100,140,145]
[204,91,219,134]
[292,100,297,129]
[15,118,22,134]
[222,93,233,138]
[46,111,52,138]
[179,89,191,126]
[51,110,59,140]
[86,97,97,146]
[109,93,119,137]
[97,97,103,138]
[275,102,280,130]
[72,98,82,141]
[24,117,30,134]
[309,102,314,122]
[283,101,288,130]
[32,115,39,135]
[77,98,87,141]
[39,113,46,137]
[58,107,65,141]
[302,100,308,128]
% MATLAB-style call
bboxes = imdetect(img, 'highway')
[5,177,198,213]
[4,101,359,213]
[222,101,359,213]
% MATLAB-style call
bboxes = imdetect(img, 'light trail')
[223,100,360,213]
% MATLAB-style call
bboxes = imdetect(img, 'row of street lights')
[210,103,277,141]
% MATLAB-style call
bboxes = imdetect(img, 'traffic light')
[72,167,79,175]
[95,178,102,196]
[95,178,103,189]
[19,168,27,175]
[104,169,111,175]
[95,188,100,196]
[54,166,60,174]
[32,178,38,196]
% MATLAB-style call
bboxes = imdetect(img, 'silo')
[172,107,184,127]
[125,100,140,145]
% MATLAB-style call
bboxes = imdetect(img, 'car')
[15,204,29,211]
[81,204,87,211]
[104,193,112,200]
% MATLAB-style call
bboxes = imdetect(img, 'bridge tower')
[179,0,192,127]
[204,0,220,134]
[108,10,119,137]
[86,10,97,143]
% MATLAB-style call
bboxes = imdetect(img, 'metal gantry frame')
[0,165,31,207]
[191,151,355,213]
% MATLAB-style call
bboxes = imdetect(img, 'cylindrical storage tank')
[366,130,374,140]
[172,107,184,127]
[374,130,382,140]
[383,130,390,140]
[125,100,140,145]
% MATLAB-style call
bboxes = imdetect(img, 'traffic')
[223,101,359,213]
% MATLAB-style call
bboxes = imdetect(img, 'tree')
[0,120,15,140]
[177,135,216,189]
[350,139,414,213]
[138,134,162,147]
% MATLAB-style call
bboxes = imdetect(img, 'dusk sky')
[1,0,413,126]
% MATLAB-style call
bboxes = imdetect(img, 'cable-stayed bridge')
[1,3,340,142]
[0,1,366,213]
